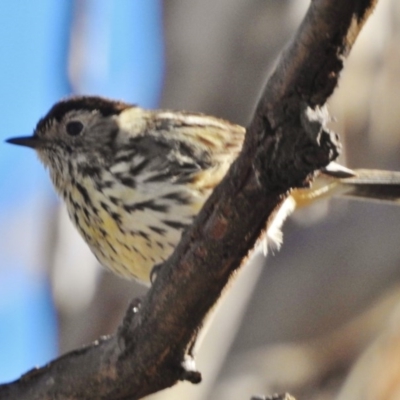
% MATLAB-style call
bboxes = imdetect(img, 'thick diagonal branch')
[0,0,378,399]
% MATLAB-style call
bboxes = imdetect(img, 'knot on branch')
[251,393,296,400]
[179,355,202,384]
[300,104,341,168]
[253,103,341,193]
[118,297,143,351]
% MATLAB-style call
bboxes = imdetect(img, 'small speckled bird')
[6,96,400,284]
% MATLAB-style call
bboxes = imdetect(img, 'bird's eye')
[66,121,84,136]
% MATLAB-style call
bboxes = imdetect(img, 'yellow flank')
[291,183,339,208]
[66,174,203,283]
[77,206,156,282]
[291,173,349,208]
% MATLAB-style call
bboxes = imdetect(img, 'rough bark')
[0,0,378,399]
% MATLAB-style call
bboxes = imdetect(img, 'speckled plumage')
[28,96,244,283]
[7,95,400,284]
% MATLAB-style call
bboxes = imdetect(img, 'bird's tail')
[292,163,400,208]
[336,169,400,203]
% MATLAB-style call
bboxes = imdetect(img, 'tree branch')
[0,0,378,399]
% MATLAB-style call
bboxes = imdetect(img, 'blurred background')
[1,1,400,399]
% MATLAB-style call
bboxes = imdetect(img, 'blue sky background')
[0,0,164,383]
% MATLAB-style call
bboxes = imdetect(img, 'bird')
[6,95,400,284]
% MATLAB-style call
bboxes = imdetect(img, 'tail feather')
[292,165,400,207]
[263,165,400,256]
[338,169,400,203]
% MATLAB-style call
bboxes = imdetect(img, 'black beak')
[6,135,44,149]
